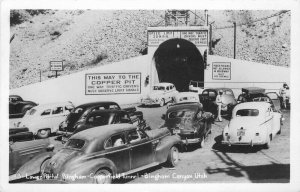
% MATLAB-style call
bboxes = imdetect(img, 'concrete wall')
[205,55,290,97]
[10,55,152,106]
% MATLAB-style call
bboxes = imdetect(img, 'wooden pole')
[233,22,236,59]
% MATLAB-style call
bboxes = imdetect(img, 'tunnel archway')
[153,38,204,92]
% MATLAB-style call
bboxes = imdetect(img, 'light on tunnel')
[177,44,180,48]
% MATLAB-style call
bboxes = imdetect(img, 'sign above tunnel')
[148,30,208,47]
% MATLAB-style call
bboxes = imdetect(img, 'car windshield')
[153,86,165,91]
[236,109,259,117]
[65,139,85,149]
[224,90,233,95]
[168,110,195,119]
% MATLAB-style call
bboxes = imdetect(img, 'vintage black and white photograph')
[1,0,300,191]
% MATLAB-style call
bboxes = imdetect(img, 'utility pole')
[233,22,236,59]
[204,10,208,26]
[209,24,213,54]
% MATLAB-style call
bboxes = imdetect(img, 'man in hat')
[280,83,289,109]
[216,90,223,122]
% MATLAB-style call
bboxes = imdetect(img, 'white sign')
[212,62,231,80]
[85,73,141,95]
[50,61,63,71]
[148,30,208,46]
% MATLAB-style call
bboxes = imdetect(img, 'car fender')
[154,135,182,163]
[11,152,54,181]
[64,157,118,177]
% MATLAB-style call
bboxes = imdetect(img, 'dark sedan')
[237,87,281,112]
[199,88,237,117]
[9,95,37,118]
[25,124,182,183]
[59,109,148,141]
[162,102,214,147]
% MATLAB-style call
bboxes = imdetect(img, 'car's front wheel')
[166,146,179,167]
[37,129,51,139]
[94,169,112,184]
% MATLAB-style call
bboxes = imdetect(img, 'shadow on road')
[207,135,290,183]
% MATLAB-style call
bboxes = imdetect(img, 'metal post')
[204,10,208,26]
[209,24,212,54]
[55,71,58,78]
[233,22,236,59]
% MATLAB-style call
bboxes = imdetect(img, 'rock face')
[9,10,290,89]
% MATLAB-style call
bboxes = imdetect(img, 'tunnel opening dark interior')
[153,38,204,92]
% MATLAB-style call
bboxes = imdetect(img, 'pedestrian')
[216,90,223,122]
[280,83,289,109]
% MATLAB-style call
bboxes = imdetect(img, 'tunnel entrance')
[153,38,204,92]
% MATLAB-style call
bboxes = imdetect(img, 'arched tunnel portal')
[153,38,205,92]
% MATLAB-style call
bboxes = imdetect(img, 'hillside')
[9,10,290,89]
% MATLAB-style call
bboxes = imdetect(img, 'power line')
[215,10,290,30]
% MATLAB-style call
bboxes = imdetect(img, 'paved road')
[117,105,290,183]
[10,105,290,183]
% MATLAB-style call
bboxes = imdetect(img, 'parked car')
[161,102,214,147]
[237,87,281,112]
[17,102,75,139]
[9,95,37,118]
[199,88,237,116]
[57,101,136,137]
[188,80,204,94]
[9,139,54,182]
[27,124,182,184]
[141,82,178,107]
[58,109,149,142]
[9,128,34,142]
[172,92,200,104]
[222,102,282,149]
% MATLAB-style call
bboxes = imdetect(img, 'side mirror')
[161,114,166,120]
[47,144,55,152]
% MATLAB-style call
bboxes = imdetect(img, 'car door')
[270,107,281,136]
[266,92,282,112]
[264,107,273,138]
[103,132,131,173]
[127,129,154,169]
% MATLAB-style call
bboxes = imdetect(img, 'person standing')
[216,90,223,122]
[280,83,289,109]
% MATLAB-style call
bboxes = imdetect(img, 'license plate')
[237,129,245,136]
[173,129,180,134]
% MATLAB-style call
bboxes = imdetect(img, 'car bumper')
[221,140,266,146]
[56,130,72,136]
[141,99,160,105]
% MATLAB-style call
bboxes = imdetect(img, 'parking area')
[10,105,289,183]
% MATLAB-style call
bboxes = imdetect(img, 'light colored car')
[222,102,282,149]
[167,92,200,109]
[141,82,178,107]
[18,102,75,138]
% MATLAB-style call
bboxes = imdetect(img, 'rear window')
[236,109,259,117]
[168,110,195,119]
[65,139,85,149]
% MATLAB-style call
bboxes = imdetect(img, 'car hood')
[44,148,81,175]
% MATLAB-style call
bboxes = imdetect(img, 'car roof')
[87,109,126,116]
[167,102,202,112]
[76,101,119,108]
[242,87,265,93]
[204,88,233,92]
[70,123,135,141]
[9,95,22,98]
[32,101,73,110]
[153,82,173,87]
[233,102,271,112]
